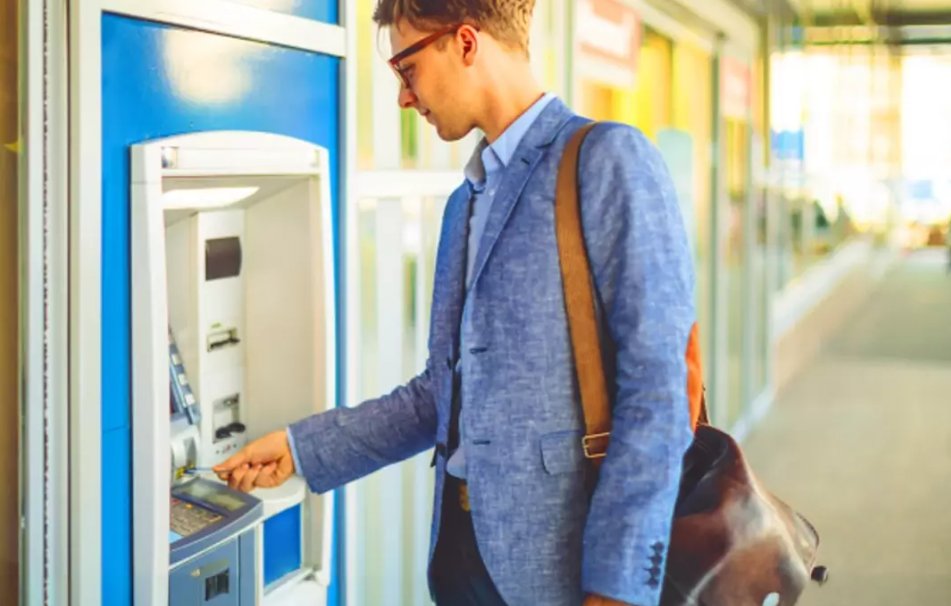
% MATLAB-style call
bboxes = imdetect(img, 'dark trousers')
[430,476,508,606]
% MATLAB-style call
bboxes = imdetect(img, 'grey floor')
[742,248,951,606]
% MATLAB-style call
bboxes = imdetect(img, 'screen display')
[179,480,247,513]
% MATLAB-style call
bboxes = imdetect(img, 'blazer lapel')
[467,99,577,291]
[432,187,472,357]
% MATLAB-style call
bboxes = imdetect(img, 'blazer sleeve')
[287,358,438,494]
[575,123,696,605]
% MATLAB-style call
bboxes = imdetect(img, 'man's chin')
[434,123,472,143]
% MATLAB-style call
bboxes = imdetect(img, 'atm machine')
[131,132,336,605]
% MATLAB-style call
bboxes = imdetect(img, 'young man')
[214,2,696,604]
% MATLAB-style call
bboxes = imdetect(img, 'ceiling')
[725,0,951,45]
[803,0,951,27]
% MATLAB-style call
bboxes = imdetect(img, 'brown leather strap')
[555,123,709,461]
[555,123,612,458]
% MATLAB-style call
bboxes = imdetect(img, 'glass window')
[791,48,871,277]
[0,0,19,597]
[769,44,808,292]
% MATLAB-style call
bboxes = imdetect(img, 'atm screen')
[178,480,247,513]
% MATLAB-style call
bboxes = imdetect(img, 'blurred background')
[3,0,950,604]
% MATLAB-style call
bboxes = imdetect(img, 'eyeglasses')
[387,23,469,89]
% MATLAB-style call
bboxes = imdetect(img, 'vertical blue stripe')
[101,15,341,605]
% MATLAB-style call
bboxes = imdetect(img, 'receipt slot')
[132,132,336,605]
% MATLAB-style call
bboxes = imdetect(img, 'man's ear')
[458,24,479,65]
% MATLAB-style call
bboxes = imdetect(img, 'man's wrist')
[285,427,304,475]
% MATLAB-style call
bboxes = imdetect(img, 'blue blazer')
[289,99,696,606]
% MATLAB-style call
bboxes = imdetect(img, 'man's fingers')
[213,451,247,475]
[228,463,250,491]
[256,463,279,488]
[239,464,263,493]
[212,434,287,488]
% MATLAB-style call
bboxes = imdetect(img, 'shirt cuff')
[286,427,304,476]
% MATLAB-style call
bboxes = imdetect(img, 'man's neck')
[477,66,545,144]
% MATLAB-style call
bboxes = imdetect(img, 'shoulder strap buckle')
[582,432,611,459]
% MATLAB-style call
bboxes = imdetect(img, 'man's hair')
[373,0,536,54]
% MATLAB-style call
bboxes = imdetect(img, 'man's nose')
[398,84,417,109]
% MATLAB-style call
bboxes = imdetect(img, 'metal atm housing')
[131,132,336,605]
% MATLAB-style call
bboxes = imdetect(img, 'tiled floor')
[742,248,951,606]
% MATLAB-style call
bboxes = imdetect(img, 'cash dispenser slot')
[213,394,246,442]
[207,326,240,351]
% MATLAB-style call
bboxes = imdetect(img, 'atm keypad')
[170,497,223,537]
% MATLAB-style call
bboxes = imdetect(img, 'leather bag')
[555,122,827,606]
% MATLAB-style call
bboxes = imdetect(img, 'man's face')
[388,20,476,142]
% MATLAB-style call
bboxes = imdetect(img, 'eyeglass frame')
[387,23,477,89]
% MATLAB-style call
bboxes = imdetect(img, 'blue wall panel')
[101,14,341,605]
[263,505,302,586]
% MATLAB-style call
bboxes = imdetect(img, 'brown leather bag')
[555,123,827,606]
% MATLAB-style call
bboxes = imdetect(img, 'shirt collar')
[464,92,556,192]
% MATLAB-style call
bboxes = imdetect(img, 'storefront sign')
[576,0,641,89]
[721,56,752,119]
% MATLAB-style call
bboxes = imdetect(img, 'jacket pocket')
[539,430,585,475]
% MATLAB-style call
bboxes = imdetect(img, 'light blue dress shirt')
[447,92,556,479]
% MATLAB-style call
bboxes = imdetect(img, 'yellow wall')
[630,29,672,140]
[0,0,19,596]
[579,29,675,138]
[578,31,715,267]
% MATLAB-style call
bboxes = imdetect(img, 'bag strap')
[555,123,612,460]
[555,123,708,464]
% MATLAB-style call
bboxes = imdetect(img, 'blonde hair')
[373,0,536,54]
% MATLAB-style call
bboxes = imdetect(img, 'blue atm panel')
[102,14,340,606]
[263,505,303,586]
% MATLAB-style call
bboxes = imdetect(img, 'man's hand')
[583,595,631,606]
[212,429,296,492]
